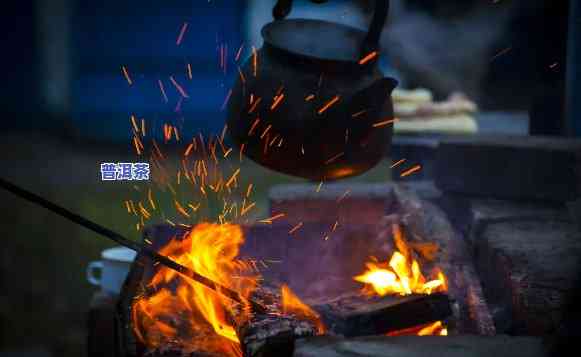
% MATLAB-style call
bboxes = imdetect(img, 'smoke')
[381,0,516,100]
[244,0,517,102]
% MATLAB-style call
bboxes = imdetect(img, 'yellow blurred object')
[394,114,478,135]
[392,88,433,104]
[393,89,478,135]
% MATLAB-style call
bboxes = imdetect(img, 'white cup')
[86,246,137,294]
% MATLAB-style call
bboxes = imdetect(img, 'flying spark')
[121,66,132,85]
[186,63,192,79]
[169,76,189,98]
[400,164,422,177]
[252,46,258,77]
[316,181,323,192]
[289,222,303,235]
[221,89,232,111]
[358,51,378,65]
[176,22,189,46]
[390,158,406,168]
[318,96,341,114]
[235,43,245,62]
[158,79,169,103]
[337,189,350,203]
[130,115,140,133]
[372,118,398,128]
[259,213,286,224]
[490,46,512,62]
[248,97,262,113]
[184,142,194,156]
[325,152,344,165]
[260,124,272,139]
[271,94,285,111]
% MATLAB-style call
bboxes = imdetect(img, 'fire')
[132,223,259,356]
[353,252,445,296]
[354,224,448,335]
[386,321,448,337]
[418,321,448,336]
[354,224,446,296]
[281,284,326,334]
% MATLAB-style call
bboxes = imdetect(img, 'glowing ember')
[281,285,326,334]
[418,321,448,336]
[132,223,259,356]
[386,321,448,337]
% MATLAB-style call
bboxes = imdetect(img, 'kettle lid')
[262,19,370,63]
[261,0,390,65]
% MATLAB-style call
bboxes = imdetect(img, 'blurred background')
[0,0,575,356]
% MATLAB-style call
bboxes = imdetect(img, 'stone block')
[434,135,581,202]
[474,217,581,334]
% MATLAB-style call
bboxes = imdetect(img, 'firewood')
[311,292,452,337]
[144,345,223,357]
[236,285,320,357]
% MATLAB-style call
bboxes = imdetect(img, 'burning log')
[140,284,323,357]
[144,344,228,357]
[312,292,452,337]
[121,225,324,357]
[236,285,322,357]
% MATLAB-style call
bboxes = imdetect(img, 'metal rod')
[0,177,266,314]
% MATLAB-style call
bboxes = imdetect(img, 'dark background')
[0,0,575,356]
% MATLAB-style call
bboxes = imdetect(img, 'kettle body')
[227,0,397,180]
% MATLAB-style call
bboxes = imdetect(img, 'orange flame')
[418,321,448,336]
[281,284,326,334]
[132,223,259,356]
[354,224,446,297]
[386,321,448,337]
[354,224,448,336]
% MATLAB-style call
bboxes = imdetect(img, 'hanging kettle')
[227,0,397,180]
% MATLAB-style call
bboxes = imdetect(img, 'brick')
[434,135,581,202]
[268,183,395,225]
[474,217,581,334]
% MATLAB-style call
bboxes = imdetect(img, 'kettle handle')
[272,0,389,57]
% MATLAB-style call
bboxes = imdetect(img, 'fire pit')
[101,183,494,357]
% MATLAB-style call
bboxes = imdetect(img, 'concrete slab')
[294,335,544,357]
